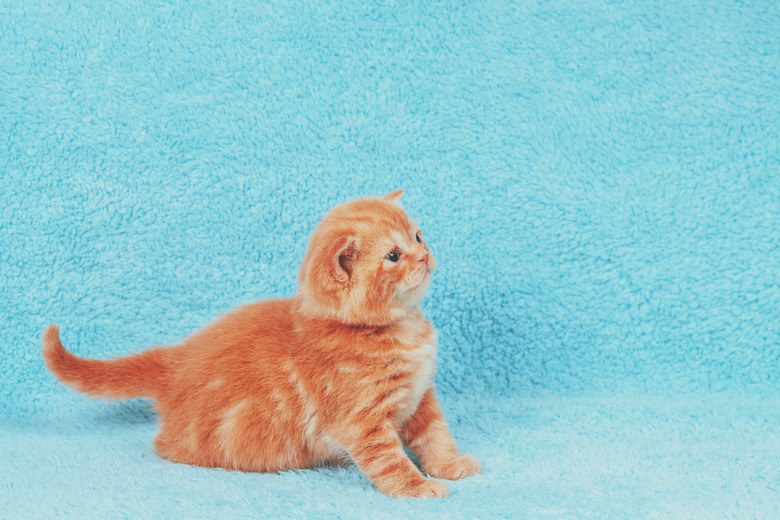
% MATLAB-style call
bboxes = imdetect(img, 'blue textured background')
[2,0,779,518]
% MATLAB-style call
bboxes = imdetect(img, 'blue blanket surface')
[1,0,779,518]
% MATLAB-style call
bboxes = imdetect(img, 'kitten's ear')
[331,236,359,283]
[382,189,404,204]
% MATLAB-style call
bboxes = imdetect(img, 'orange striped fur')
[42,191,481,498]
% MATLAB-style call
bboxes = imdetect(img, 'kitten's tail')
[42,325,168,400]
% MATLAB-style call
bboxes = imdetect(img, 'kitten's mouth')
[411,269,432,291]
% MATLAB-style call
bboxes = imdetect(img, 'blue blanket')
[2,0,779,518]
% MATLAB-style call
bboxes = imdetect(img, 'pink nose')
[419,253,429,264]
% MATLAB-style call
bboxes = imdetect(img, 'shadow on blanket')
[90,400,157,427]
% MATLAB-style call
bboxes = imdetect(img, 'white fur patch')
[217,399,250,462]
[288,367,319,443]
[205,378,225,390]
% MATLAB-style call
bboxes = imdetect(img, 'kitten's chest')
[394,342,437,426]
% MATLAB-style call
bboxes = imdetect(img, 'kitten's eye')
[386,250,400,262]
[415,232,422,243]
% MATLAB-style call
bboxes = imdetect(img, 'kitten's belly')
[309,435,351,467]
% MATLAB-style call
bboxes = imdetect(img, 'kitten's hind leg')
[333,420,449,498]
[153,426,205,467]
[401,389,482,481]
[153,432,190,464]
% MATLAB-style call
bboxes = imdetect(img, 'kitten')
[42,190,481,498]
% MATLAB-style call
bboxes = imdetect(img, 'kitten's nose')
[419,253,429,265]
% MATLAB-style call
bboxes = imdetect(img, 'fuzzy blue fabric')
[2,0,779,518]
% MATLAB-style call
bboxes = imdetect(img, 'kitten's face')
[297,191,437,326]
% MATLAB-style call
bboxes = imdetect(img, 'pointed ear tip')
[383,189,405,202]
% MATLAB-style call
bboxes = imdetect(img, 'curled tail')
[42,325,168,400]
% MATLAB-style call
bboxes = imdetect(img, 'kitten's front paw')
[385,478,449,499]
[407,479,450,499]
[427,454,482,481]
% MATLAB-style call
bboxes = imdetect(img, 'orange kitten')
[42,190,481,498]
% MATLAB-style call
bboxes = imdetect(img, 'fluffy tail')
[42,325,168,400]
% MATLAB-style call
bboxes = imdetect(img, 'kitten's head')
[297,190,436,326]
